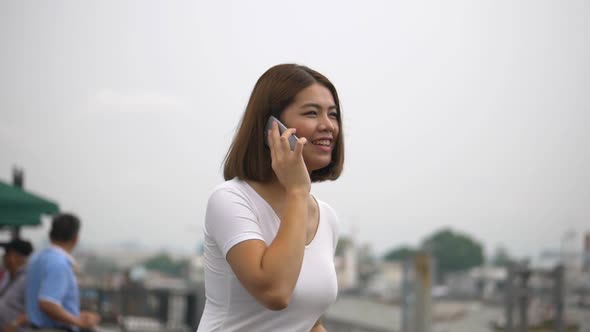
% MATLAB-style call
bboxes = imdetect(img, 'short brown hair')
[50,213,80,242]
[223,64,344,183]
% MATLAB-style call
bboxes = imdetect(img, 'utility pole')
[517,268,530,332]
[504,263,566,332]
[505,264,515,332]
[12,166,24,188]
[553,265,565,332]
[414,252,432,332]
[401,258,413,332]
[11,166,24,239]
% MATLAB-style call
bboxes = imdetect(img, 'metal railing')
[79,286,205,331]
[323,318,395,332]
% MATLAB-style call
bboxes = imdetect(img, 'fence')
[80,285,205,331]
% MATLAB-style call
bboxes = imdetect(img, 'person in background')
[0,239,33,331]
[198,64,344,331]
[0,270,7,293]
[25,213,100,332]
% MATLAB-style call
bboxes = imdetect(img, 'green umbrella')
[0,180,59,227]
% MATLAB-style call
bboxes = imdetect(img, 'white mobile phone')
[264,116,298,151]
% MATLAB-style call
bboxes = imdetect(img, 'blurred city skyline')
[1,1,589,259]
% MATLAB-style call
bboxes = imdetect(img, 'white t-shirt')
[198,178,340,332]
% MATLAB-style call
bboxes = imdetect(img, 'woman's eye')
[304,111,317,116]
[329,112,339,119]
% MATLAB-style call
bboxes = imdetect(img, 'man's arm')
[38,300,81,327]
[38,300,100,329]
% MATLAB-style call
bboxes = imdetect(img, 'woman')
[198,64,344,332]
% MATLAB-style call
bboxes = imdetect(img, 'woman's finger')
[293,137,307,156]
[270,121,281,149]
[268,129,277,162]
[279,128,296,150]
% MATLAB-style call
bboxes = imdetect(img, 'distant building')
[188,254,205,283]
[335,238,359,290]
[444,266,506,301]
[365,261,404,303]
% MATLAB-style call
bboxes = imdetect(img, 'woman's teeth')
[313,140,330,146]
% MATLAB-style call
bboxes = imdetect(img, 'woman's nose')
[320,116,335,131]
[318,114,335,132]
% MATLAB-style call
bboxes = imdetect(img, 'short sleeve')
[38,259,69,304]
[205,187,265,258]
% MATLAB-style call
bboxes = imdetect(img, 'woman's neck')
[247,178,285,198]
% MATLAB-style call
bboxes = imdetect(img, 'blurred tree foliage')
[422,228,484,276]
[83,254,119,278]
[383,246,416,262]
[382,228,485,280]
[142,252,190,277]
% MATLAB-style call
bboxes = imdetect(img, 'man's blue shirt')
[25,246,80,331]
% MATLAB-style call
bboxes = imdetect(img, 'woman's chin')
[305,159,332,173]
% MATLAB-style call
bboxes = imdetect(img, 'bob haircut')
[223,64,344,183]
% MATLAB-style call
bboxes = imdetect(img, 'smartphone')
[264,115,298,151]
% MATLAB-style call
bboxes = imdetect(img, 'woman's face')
[280,83,339,172]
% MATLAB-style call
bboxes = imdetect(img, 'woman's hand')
[268,121,310,194]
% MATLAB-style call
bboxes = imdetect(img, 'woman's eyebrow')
[301,102,338,110]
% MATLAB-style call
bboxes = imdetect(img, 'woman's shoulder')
[314,197,340,249]
[315,197,337,216]
[206,178,256,206]
[209,177,248,196]
[315,197,340,227]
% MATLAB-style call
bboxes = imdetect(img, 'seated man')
[0,239,34,330]
[25,213,100,332]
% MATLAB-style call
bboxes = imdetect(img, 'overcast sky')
[1,1,588,259]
